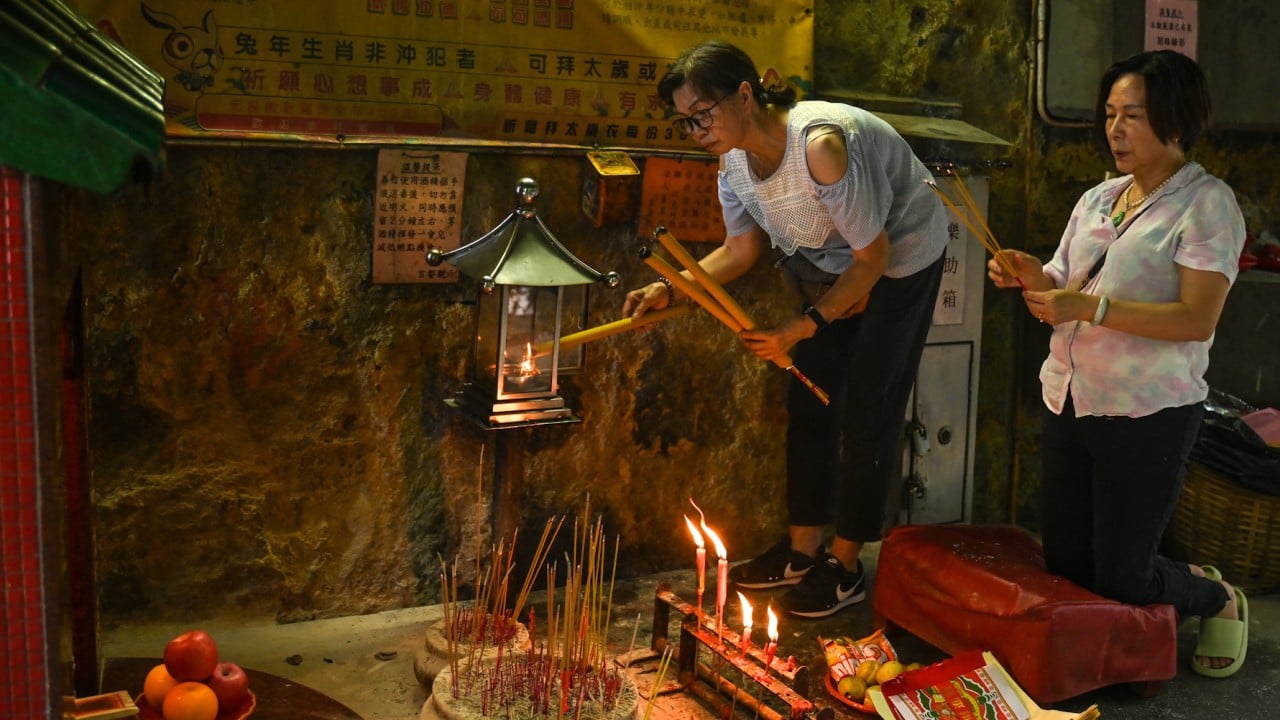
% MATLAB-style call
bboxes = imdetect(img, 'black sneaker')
[777,553,866,618]
[728,538,822,590]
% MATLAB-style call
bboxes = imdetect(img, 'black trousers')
[1040,393,1229,616]
[784,252,943,542]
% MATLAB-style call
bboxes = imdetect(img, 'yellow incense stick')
[533,304,691,355]
[639,248,744,332]
[652,228,830,406]
[655,227,757,330]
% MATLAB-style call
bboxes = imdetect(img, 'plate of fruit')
[138,629,255,720]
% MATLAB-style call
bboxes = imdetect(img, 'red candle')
[763,605,779,672]
[701,523,728,623]
[737,591,753,650]
[683,516,706,597]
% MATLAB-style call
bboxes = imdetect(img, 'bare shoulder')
[804,125,848,186]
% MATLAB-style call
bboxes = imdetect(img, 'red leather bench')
[872,524,1177,704]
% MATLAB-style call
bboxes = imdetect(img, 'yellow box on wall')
[582,151,640,227]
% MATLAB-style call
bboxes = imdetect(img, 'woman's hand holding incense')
[1022,288,1094,326]
[739,317,808,363]
[623,280,673,319]
[987,250,1051,291]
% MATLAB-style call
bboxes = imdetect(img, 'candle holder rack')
[650,583,831,720]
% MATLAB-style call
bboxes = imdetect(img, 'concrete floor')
[102,541,1279,719]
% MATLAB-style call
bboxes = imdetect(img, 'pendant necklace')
[1111,167,1182,228]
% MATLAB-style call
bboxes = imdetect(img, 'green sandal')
[1191,586,1248,678]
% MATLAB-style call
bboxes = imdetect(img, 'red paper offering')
[872,651,1099,720]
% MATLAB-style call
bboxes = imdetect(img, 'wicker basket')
[1164,461,1280,594]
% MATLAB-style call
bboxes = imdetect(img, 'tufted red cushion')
[873,524,1178,704]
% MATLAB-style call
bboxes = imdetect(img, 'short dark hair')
[1094,50,1212,154]
[657,40,796,109]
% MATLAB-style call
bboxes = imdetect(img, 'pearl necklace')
[1111,167,1182,228]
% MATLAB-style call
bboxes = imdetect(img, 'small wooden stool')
[872,524,1177,704]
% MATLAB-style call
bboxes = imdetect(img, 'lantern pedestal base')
[446,385,581,429]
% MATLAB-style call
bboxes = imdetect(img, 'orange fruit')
[143,663,179,708]
[162,681,219,720]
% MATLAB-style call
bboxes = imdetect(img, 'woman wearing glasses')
[623,40,948,618]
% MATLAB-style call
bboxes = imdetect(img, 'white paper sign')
[1145,0,1198,59]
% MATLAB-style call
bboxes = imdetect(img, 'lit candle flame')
[738,591,753,632]
[762,604,779,674]
[701,522,727,560]
[685,515,706,596]
[683,516,704,548]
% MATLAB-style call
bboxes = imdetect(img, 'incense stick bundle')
[638,247,743,332]
[645,227,830,406]
[926,174,1021,281]
[655,228,757,330]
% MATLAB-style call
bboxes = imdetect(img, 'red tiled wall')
[0,165,46,718]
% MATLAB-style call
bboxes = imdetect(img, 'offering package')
[872,651,1100,720]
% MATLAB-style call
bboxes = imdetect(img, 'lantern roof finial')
[427,177,616,287]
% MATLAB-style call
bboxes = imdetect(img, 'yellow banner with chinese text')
[71,0,814,149]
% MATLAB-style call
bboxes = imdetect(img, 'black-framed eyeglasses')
[670,94,733,135]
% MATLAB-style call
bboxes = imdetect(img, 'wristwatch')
[802,304,829,332]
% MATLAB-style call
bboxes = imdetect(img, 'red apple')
[207,661,250,709]
[163,629,219,682]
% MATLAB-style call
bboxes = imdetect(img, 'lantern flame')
[683,515,704,548]
[766,605,778,642]
[519,342,539,376]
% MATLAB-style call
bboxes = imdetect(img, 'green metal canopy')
[0,0,165,194]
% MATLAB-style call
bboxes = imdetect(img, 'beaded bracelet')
[657,276,675,305]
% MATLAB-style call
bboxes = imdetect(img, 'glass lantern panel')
[497,285,558,397]
[557,285,587,375]
[473,288,502,388]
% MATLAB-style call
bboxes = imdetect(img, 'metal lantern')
[427,178,619,428]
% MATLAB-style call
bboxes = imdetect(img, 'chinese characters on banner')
[72,0,814,150]
[1144,0,1198,58]
[637,157,724,243]
[373,150,466,283]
